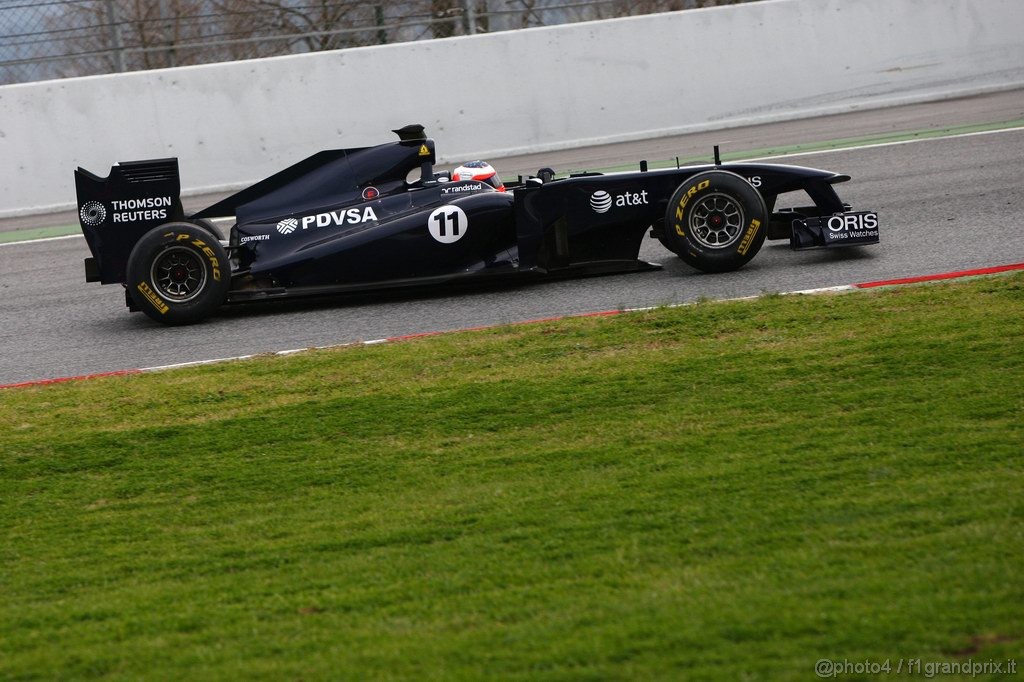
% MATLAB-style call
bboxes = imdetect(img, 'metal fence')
[0,0,759,85]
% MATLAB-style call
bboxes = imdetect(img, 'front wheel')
[126,223,231,324]
[661,170,768,273]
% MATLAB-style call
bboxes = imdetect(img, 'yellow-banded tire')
[662,170,768,273]
[126,222,230,325]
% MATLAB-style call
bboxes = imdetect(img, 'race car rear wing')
[74,158,184,284]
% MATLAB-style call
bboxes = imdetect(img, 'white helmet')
[452,160,505,192]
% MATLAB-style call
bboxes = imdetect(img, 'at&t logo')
[590,189,649,214]
[590,191,613,214]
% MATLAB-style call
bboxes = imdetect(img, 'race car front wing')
[790,210,880,250]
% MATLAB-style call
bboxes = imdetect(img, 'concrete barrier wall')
[2,0,1022,218]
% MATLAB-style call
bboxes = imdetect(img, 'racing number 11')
[433,209,460,237]
[427,205,469,244]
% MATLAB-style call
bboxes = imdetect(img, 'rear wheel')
[126,222,230,324]
[192,218,223,239]
[662,170,768,273]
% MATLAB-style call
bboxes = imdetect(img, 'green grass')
[2,274,1022,680]
[0,225,80,243]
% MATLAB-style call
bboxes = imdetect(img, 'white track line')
[740,125,1024,163]
[4,125,1024,249]
[4,265,1021,390]
[0,233,83,248]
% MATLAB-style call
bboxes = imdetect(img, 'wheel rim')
[151,246,207,302]
[689,192,745,249]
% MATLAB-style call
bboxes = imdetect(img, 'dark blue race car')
[75,124,879,324]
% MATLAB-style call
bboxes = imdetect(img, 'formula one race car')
[75,124,879,324]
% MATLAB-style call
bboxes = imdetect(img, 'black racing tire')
[192,218,223,240]
[125,222,231,325]
[662,170,768,273]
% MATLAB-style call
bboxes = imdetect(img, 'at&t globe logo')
[590,191,612,214]
[276,217,298,234]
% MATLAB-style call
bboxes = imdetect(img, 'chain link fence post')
[104,0,125,73]
[464,0,478,35]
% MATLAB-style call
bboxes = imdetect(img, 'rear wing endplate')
[74,158,184,284]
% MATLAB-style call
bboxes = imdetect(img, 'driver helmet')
[452,160,505,192]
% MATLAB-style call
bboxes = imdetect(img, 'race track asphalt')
[2,91,1023,385]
